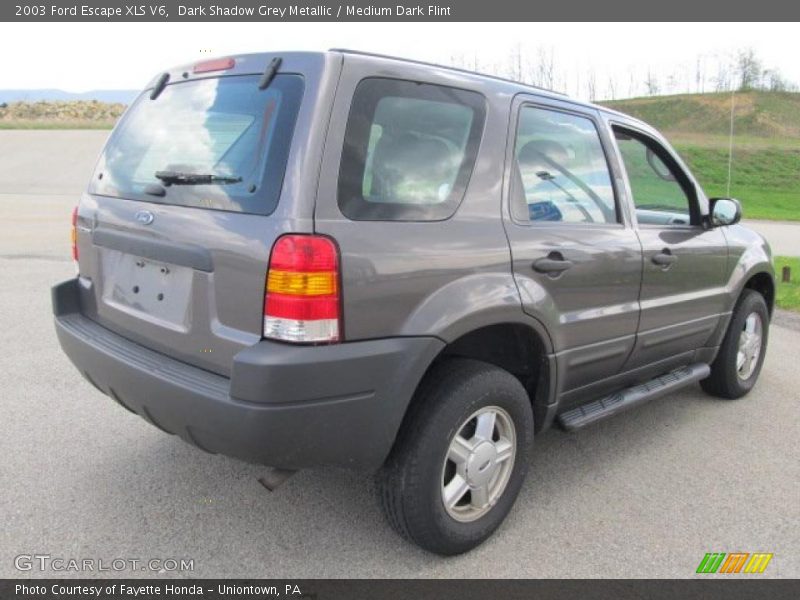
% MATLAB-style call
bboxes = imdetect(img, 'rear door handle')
[533,257,574,274]
[652,249,677,267]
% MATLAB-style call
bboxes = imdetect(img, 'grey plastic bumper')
[52,279,443,470]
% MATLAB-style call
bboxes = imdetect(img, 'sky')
[1,22,799,100]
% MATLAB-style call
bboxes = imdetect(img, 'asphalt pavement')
[0,131,798,578]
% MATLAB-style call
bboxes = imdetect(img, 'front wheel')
[701,289,770,399]
[377,359,533,555]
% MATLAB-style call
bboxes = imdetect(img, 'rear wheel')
[377,359,533,555]
[701,289,769,399]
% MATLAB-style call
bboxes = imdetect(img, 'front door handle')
[533,256,574,274]
[652,249,678,267]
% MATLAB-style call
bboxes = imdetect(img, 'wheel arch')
[438,322,556,432]
[743,270,775,316]
[399,319,557,438]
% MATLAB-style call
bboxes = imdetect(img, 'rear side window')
[338,78,486,221]
[511,106,618,225]
[91,74,304,216]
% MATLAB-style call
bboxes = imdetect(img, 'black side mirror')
[709,197,742,227]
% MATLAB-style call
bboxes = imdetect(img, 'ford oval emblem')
[135,210,154,225]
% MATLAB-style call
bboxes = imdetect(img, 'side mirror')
[710,197,742,227]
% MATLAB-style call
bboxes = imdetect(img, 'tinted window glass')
[338,78,486,221]
[91,74,304,216]
[614,130,693,226]
[512,107,617,224]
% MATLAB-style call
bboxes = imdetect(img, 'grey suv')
[53,50,774,555]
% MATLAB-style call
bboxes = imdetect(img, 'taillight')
[263,235,341,343]
[70,207,78,261]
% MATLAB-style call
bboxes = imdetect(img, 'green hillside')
[602,91,800,221]
[603,91,800,138]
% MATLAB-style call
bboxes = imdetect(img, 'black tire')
[701,289,769,399]
[377,358,534,555]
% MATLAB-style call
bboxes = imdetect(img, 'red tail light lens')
[70,207,78,261]
[263,235,341,343]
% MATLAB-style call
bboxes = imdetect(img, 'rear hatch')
[75,54,324,376]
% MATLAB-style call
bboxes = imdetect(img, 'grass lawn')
[775,256,800,312]
[670,138,800,222]
[703,187,797,222]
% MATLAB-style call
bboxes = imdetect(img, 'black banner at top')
[3,0,800,21]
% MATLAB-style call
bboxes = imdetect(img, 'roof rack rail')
[329,48,567,97]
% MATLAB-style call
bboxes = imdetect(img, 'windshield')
[91,74,304,215]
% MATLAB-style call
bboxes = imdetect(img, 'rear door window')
[91,74,304,216]
[511,106,618,224]
[337,78,486,221]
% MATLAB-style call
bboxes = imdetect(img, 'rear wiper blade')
[154,171,242,186]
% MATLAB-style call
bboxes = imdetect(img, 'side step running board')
[557,363,711,431]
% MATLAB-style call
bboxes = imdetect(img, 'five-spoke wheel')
[442,407,516,522]
[702,289,769,399]
[736,312,763,381]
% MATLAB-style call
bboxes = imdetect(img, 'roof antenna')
[726,88,735,197]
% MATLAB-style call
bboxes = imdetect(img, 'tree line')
[449,47,797,101]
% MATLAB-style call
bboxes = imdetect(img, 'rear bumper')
[52,279,443,470]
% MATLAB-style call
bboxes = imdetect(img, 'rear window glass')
[338,78,486,221]
[91,74,304,216]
